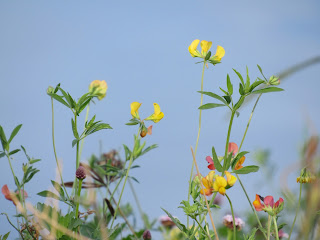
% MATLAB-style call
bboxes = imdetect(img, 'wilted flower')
[223,214,245,231]
[297,168,316,184]
[188,39,225,65]
[89,80,108,100]
[140,125,153,138]
[159,215,176,228]
[145,103,164,123]
[1,185,28,206]
[253,194,284,216]
[142,230,152,240]
[76,166,86,180]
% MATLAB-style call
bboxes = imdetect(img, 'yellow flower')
[225,171,237,187]
[200,171,215,196]
[200,40,212,55]
[145,103,164,123]
[213,176,227,195]
[130,102,141,119]
[188,39,200,57]
[214,46,225,61]
[89,80,108,100]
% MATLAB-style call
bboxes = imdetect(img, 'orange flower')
[1,184,28,206]
[253,194,264,211]
[200,171,215,196]
[235,156,245,170]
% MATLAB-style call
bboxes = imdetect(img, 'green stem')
[195,218,212,240]
[227,229,233,240]
[273,217,280,240]
[1,213,25,240]
[267,215,271,240]
[51,97,70,200]
[288,182,302,240]
[226,194,236,240]
[79,105,90,160]
[238,93,262,152]
[187,61,206,227]
[75,115,80,169]
[75,179,83,218]
[236,174,267,239]
[110,134,140,228]
[222,111,236,175]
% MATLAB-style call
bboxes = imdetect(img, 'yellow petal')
[225,171,237,187]
[214,46,225,61]
[188,39,200,57]
[130,102,141,118]
[89,80,108,100]
[206,171,216,183]
[152,112,164,123]
[218,187,226,195]
[200,40,212,55]
[213,176,227,192]
[153,103,161,115]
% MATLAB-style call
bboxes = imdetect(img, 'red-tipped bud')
[76,166,86,180]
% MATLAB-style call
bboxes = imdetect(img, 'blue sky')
[0,0,319,237]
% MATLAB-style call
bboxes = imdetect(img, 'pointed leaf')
[199,103,225,110]
[9,149,20,156]
[226,74,233,95]
[212,146,223,172]
[37,190,61,200]
[8,124,22,143]
[231,151,249,170]
[233,165,259,174]
[249,80,265,92]
[51,180,65,198]
[233,69,245,85]
[252,87,284,94]
[198,91,227,105]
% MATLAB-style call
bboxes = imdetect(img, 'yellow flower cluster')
[200,171,237,196]
[131,102,164,123]
[188,39,225,64]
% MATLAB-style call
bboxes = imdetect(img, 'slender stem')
[222,111,235,175]
[79,105,90,160]
[110,134,139,228]
[288,182,302,240]
[187,61,206,227]
[267,215,271,240]
[128,179,149,228]
[236,174,267,239]
[75,115,80,169]
[75,179,82,218]
[273,217,280,240]
[225,194,236,240]
[1,213,25,240]
[191,147,219,240]
[195,218,212,240]
[227,229,233,240]
[238,93,262,152]
[51,97,70,200]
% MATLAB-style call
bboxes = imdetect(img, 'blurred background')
[0,0,319,238]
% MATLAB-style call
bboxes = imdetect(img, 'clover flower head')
[142,230,152,240]
[278,230,289,239]
[76,166,86,180]
[159,215,176,228]
[223,214,245,231]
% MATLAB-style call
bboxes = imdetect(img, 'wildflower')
[130,102,142,119]
[234,156,245,170]
[278,230,289,239]
[169,227,183,240]
[223,214,245,231]
[142,230,152,240]
[89,80,108,100]
[200,171,215,196]
[205,156,215,170]
[188,39,225,64]
[159,215,176,228]
[297,168,316,184]
[1,185,28,206]
[225,171,237,187]
[145,103,164,123]
[228,142,238,156]
[213,176,227,195]
[140,125,153,138]
[253,194,284,216]
[76,166,86,180]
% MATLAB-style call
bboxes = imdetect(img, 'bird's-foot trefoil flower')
[213,171,237,195]
[1,184,28,206]
[235,156,245,170]
[130,102,142,119]
[188,39,225,65]
[200,171,216,196]
[89,80,108,100]
[297,168,316,184]
[228,142,238,156]
[206,156,215,170]
[253,194,284,216]
[145,103,164,123]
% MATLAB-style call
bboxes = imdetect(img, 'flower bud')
[76,166,86,180]
[142,230,152,240]
[89,80,108,100]
[297,168,316,183]
[269,76,280,85]
[47,86,55,95]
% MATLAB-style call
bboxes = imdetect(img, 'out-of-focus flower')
[130,102,142,119]
[297,168,316,184]
[159,215,176,228]
[76,166,86,180]
[213,194,223,205]
[278,230,289,239]
[188,39,225,64]
[169,227,183,240]
[253,194,284,216]
[235,156,245,170]
[206,156,215,170]
[1,185,28,206]
[145,103,164,123]
[228,142,238,156]
[142,230,152,240]
[89,80,108,100]
[200,171,216,196]
[223,214,245,231]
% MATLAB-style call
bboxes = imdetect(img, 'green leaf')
[50,94,70,108]
[51,180,65,199]
[72,139,79,148]
[0,126,8,151]
[245,66,251,90]
[252,87,284,94]
[9,149,20,156]
[198,91,228,105]
[231,151,249,170]
[234,96,245,111]
[233,69,245,85]
[199,103,225,110]
[223,152,233,172]
[86,115,96,128]
[212,146,223,172]
[58,87,73,108]
[226,74,233,95]
[257,64,263,75]
[140,144,158,157]
[233,165,259,174]
[205,51,211,61]
[77,98,91,115]
[219,87,229,96]
[223,95,231,105]
[37,190,61,200]
[249,80,265,92]
[21,145,30,161]
[71,118,79,139]
[1,232,10,240]
[0,152,5,158]
[161,208,188,235]
[8,124,22,143]
[85,123,112,136]
[239,83,245,95]
[14,176,20,188]
[29,159,41,164]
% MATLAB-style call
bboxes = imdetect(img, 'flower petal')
[235,156,245,170]
[188,39,200,57]
[214,45,225,61]
[253,194,264,211]
[225,171,237,187]
[228,142,238,156]
[200,40,212,55]
[130,102,142,118]
[264,196,274,208]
